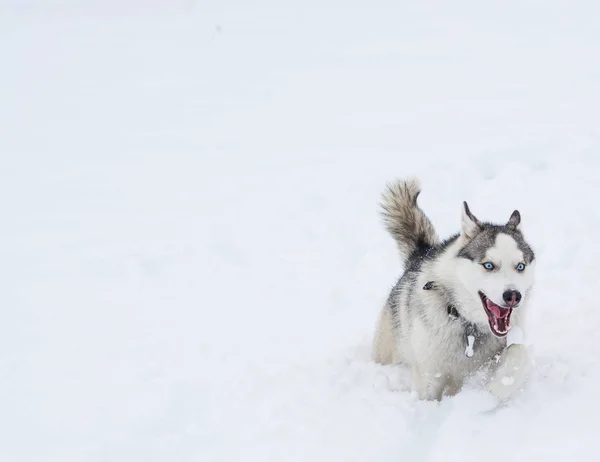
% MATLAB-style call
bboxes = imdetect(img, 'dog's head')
[454,202,536,337]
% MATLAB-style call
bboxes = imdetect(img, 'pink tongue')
[486,299,510,318]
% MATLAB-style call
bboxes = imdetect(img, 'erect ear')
[461,201,481,239]
[507,210,521,230]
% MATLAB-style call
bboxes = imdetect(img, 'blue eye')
[516,263,526,272]
[482,262,495,271]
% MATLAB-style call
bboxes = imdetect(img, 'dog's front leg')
[487,339,530,400]
[412,364,447,401]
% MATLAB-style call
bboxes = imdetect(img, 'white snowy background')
[1,0,599,460]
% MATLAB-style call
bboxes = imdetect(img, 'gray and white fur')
[372,178,536,401]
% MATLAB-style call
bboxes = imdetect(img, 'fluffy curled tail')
[380,177,439,265]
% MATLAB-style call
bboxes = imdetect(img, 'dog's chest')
[440,326,505,372]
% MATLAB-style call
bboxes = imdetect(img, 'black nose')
[502,290,522,307]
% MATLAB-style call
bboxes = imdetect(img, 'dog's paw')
[487,343,530,401]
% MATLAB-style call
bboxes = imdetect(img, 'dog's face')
[454,202,536,337]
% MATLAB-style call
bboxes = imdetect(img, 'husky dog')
[372,178,536,400]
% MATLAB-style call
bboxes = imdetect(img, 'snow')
[1,0,600,461]
[502,376,516,387]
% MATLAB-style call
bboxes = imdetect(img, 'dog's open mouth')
[478,291,512,337]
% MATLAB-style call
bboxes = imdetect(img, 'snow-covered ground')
[2,1,600,460]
